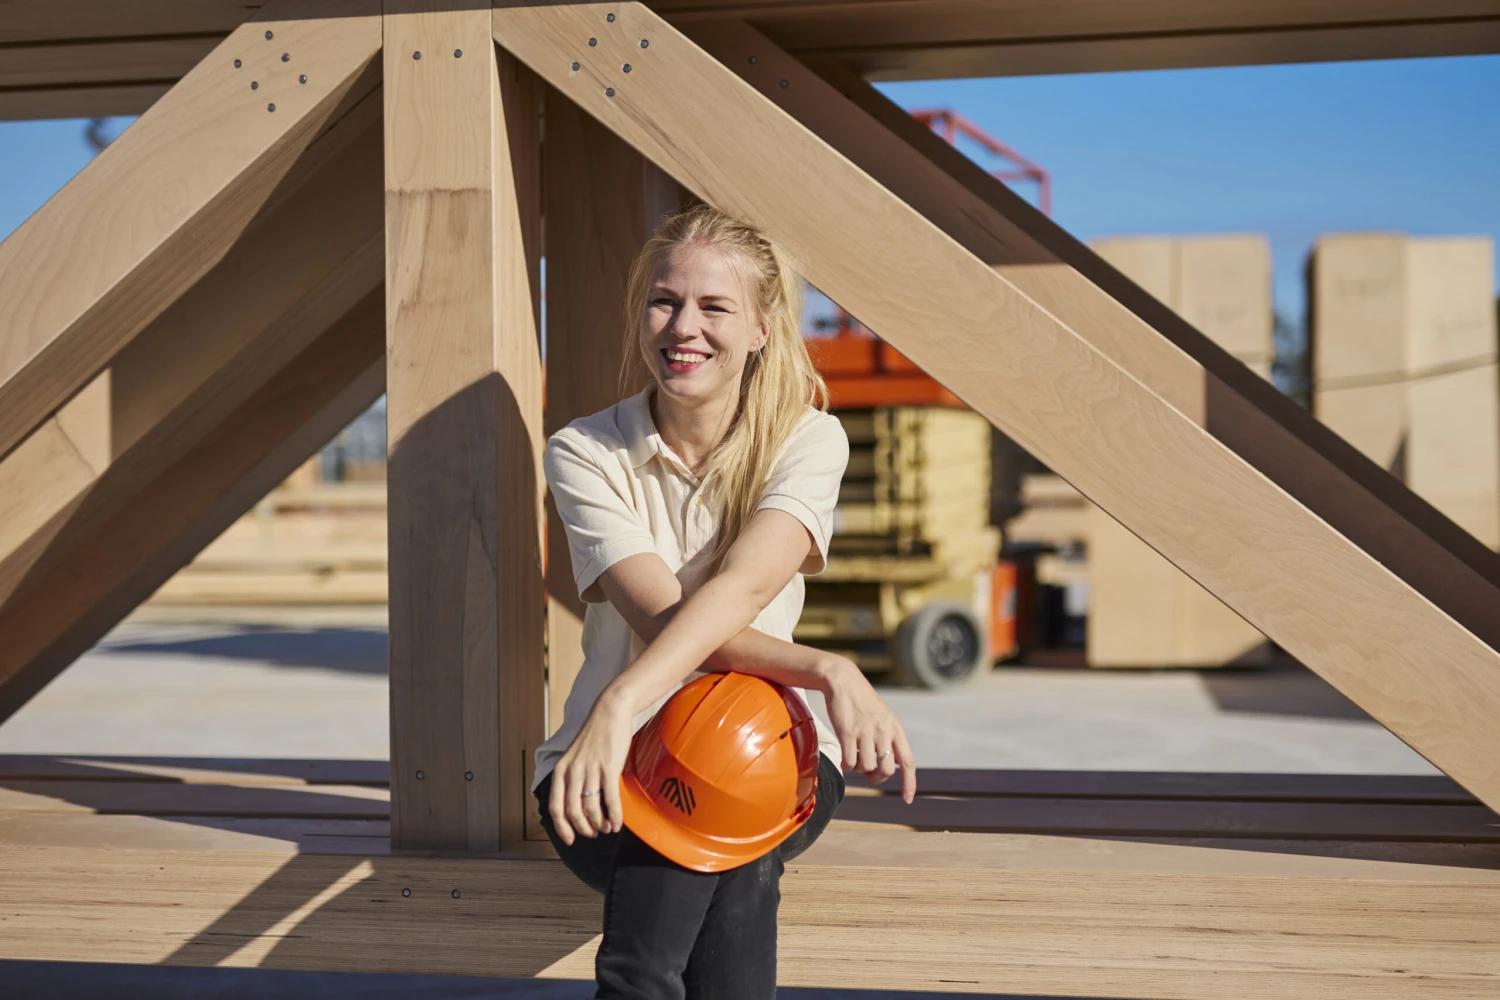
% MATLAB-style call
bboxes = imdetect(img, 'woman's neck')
[650,385,738,474]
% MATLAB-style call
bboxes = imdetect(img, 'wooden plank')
[0,781,389,819]
[0,289,386,725]
[832,794,1500,842]
[0,94,384,613]
[0,36,217,89]
[0,83,174,122]
[148,568,388,605]
[3,841,1498,997]
[0,0,381,461]
[1405,237,1500,549]
[844,768,1478,804]
[0,756,388,786]
[542,80,682,740]
[0,811,392,854]
[384,5,544,853]
[494,7,1500,810]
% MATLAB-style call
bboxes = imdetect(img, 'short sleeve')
[544,433,659,603]
[755,411,850,575]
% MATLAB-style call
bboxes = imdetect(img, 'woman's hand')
[819,655,918,803]
[549,693,633,845]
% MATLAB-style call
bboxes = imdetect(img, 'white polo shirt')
[535,386,848,790]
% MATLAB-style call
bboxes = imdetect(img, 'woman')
[536,204,917,999]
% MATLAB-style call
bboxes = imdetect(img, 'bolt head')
[641,39,649,48]
[265,30,273,40]
[623,63,631,73]
[299,74,307,84]
[454,49,462,58]
[251,80,259,90]
[451,889,461,899]
[464,771,473,781]
[589,37,597,46]
[749,56,758,64]
[415,770,424,780]
[402,888,411,897]
[267,103,275,112]
[607,12,615,21]
[571,61,580,71]
[281,53,289,62]
[413,50,421,60]
[780,79,789,88]
[234,59,242,68]
[605,87,615,97]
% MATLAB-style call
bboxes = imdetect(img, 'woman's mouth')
[662,348,712,373]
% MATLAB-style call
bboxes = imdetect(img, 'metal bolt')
[749,56,757,64]
[571,61,580,71]
[780,79,789,88]
[299,74,307,84]
[267,103,275,112]
[607,12,615,21]
[451,889,461,899]
[605,87,615,97]
[640,39,649,48]
[402,888,411,897]
[251,80,259,90]
[281,53,290,62]
[454,49,463,58]
[413,50,421,60]
[589,38,597,47]
[415,770,424,780]
[464,771,473,781]
[234,59,242,68]
[623,63,631,73]
[265,30,273,40]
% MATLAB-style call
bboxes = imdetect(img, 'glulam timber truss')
[0,2,1497,995]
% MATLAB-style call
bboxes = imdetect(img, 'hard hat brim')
[619,769,813,873]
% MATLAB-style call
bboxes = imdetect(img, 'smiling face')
[639,243,768,410]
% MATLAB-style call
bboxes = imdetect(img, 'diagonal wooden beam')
[0,290,385,725]
[0,92,383,625]
[0,0,380,462]
[385,2,546,852]
[492,3,1500,810]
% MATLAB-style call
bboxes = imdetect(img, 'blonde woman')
[536,204,917,997]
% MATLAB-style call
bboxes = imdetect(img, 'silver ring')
[877,750,893,760]
[581,789,599,798]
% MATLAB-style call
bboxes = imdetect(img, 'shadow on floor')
[1198,659,1375,722]
[103,628,389,676]
[0,961,1111,1000]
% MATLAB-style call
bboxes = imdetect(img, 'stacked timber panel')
[1311,234,1500,548]
[1086,236,1272,668]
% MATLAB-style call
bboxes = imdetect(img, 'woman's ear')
[754,319,770,352]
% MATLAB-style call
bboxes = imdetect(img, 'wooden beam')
[491,4,1500,810]
[384,3,545,852]
[0,91,383,620]
[0,0,380,462]
[0,291,386,726]
[541,85,681,737]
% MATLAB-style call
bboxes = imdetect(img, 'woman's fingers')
[549,774,576,846]
[857,730,879,777]
[564,766,598,839]
[603,770,624,834]
[875,726,899,781]
[841,733,860,773]
[894,728,918,804]
[579,766,607,835]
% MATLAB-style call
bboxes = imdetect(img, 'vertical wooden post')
[542,87,681,738]
[385,2,544,852]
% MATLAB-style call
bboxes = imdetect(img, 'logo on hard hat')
[659,776,697,815]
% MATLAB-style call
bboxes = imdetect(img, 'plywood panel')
[384,7,545,852]
[1405,237,1500,548]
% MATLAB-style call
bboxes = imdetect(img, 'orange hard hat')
[620,672,820,872]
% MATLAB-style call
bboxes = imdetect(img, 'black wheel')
[892,600,986,689]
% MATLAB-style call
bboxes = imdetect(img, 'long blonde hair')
[620,205,829,563]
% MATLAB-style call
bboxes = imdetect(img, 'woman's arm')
[549,509,917,845]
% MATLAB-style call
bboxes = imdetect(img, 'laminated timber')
[0,85,386,720]
[491,4,1500,812]
[0,0,382,462]
[0,756,1496,997]
[382,3,546,851]
[6,1,1500,119]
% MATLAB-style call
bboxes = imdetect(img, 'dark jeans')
[535,753,845,1000]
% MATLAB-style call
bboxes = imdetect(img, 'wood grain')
[384,3,545,852]
[0,0,380,461]
[503,12,1500,806]
[0,756,389,786]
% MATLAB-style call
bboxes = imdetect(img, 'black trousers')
[535,753,845,1000]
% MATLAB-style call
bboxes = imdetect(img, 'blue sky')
[3,55,1497,327]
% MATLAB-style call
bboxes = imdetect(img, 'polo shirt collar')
[619,385,700,482]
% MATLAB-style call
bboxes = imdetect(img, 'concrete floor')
[0,611,1437,999]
